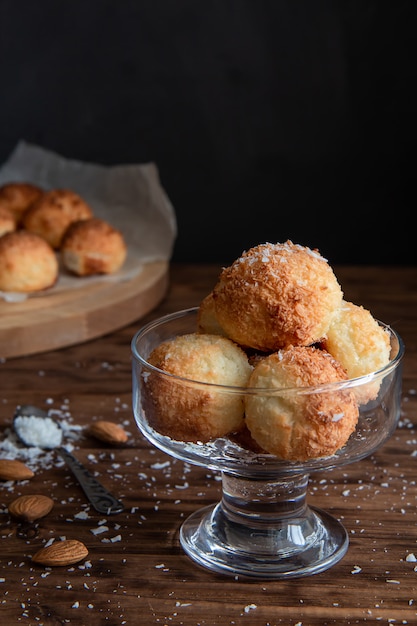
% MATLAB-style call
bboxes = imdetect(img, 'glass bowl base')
[180,502,349,579]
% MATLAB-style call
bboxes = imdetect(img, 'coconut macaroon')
[322,301,391,403]
[323,301,391,379]
[197,292,227,336]
[144,333,252,442]
[0,206,17,237]
[22,188,93,249]
[61,217,127,276]
[0,230,59,293]
[212,241,343,352]
[245,345,359,461]
[0,182,44,224]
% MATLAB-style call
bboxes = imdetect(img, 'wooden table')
[1,263,416,626]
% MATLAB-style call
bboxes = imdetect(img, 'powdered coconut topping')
[14,414,63,449]
[0,407,83,473]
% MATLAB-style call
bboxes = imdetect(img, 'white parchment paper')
[0,141,177,302]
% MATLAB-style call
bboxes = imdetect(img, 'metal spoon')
[13,405,124,515]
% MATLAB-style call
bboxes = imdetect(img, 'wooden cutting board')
[0,260,169,359]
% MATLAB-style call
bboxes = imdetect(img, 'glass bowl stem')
[180,471,349,578]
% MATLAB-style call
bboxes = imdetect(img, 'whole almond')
[87,420,128,444]
[8,494,54,522]
[32,539,89,566]
[0,459,34,481]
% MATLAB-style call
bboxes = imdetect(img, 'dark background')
[0,0,415,265]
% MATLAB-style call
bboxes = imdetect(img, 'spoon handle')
[57,447,124,515]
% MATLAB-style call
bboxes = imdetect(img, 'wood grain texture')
[0,261,169,359]
[0,263,416,626]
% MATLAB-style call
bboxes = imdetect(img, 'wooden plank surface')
[0,263,416,626]
[0,260,169,358]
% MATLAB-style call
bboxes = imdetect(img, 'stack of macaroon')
[0,181,127,293]
[144,241,391,461]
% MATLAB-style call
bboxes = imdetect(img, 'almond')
[87,420,128,444]
[32,539,89,566]
[8,494,54,522]
[0,459,34,481]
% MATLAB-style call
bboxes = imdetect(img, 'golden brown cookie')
[0,230,59,293]
[0,206,17,237]
[197,291,227,336]
[22,188,93,249]
[245,345,359,461]
[0,182,43,224]
[322,301,391,403]
[61,217,127,276]
[212,241,343,351]
[144,333,252,442]
[323,301,391,379]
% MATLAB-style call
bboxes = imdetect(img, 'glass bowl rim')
[131,307,405,395]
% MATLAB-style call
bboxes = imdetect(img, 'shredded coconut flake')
[14,414,63,448]
[90,526,109,535]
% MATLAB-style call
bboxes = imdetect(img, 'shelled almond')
[87,420,128,444]
[32,539,89,566]
[8,494,54,522]
[0,459,34,481]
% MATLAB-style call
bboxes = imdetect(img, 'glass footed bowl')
[131,308,404,579]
